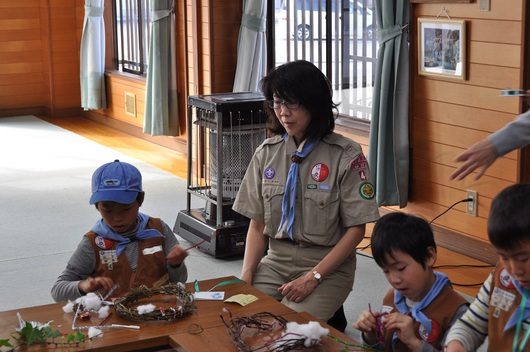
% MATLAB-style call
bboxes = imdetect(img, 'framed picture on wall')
[418,18,466,80]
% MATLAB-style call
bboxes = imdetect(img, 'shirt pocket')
[303,190,340,237]
[263,185,285,233]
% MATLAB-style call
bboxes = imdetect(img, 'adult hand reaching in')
[450,139,497,181]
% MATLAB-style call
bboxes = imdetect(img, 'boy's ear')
[137,192,145,206]
[425,246,437,267]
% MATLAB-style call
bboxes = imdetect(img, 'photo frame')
[418,18,466,80]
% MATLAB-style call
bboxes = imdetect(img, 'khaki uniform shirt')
[233,132,380,245]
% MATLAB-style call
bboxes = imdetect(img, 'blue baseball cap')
[89,160,143,204]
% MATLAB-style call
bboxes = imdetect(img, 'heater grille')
[174,92,266,258]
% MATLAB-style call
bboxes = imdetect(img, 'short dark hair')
[488,183,530,250]
[260,60,337,140]
[371,212,436,269]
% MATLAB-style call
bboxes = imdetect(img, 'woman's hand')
[278,273,318,303]
[383,312,423,352]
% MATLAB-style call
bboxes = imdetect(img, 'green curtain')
[80,0,107,110]
[368,0,410,207]
[144,0,179,136]
[233,0,267,92]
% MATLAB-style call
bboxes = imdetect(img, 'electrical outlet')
[466,190,478,216]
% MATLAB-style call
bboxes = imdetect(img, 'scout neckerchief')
[277,135,318,240]
[393,272,450,346]
[91,212,163,256]
[508,277,530,352]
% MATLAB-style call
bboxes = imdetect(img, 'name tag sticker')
[142,245,163,255]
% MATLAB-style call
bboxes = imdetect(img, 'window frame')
[266,0,373,135]
[111,0,151,75]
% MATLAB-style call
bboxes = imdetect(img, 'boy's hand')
[383,312,423,352]
[352,309,379,345]
[79,276,114,295]
[166,245,188,266]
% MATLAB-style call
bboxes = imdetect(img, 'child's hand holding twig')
[166,245,188,266]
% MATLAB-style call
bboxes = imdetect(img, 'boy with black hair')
[445,183,530,351]
[51,160,188,302]
[353,212,468,352]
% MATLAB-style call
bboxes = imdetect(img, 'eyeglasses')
[267,99,301,110]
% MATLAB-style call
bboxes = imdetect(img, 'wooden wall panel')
[414,79,520,113]
[409,0,526,260]
[414,0,523,20]
[39,0,52,113]
[46,1,79,111]
[0,0,46,112]
[103,74,146,128]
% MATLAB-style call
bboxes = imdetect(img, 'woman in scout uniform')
[233,60,380,322]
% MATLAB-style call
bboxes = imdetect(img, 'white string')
[435,7,451,20]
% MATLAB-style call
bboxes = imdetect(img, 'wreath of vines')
[114,283,195,322]
[221,311,310,352]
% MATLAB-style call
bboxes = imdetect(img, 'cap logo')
[103,179,121,187]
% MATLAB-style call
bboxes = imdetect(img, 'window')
[113,0,151,74]
[272,0,377,122]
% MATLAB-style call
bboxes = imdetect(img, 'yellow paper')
[224,294,258,306]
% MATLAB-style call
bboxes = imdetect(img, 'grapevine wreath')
[114,283,195,322]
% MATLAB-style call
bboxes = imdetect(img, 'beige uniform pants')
[252,238,356,322]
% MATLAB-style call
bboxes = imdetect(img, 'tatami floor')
[39,115,494,298]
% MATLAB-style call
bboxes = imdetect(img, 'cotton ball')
[83,292,103,311]
[281,321,329,348]
[98,305,110,319]
[88,327,103,339]
[62,301,74,313]
[137,303,156,314]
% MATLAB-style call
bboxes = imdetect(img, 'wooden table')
[0,276,364,351]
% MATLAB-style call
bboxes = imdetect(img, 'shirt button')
[319,201,325,206]
[265,194,270,199]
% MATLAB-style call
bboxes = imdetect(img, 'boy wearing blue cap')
[51,160,188,301]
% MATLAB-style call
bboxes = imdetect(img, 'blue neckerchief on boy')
[278,135,318,240]
[393,272,450,345]
[91,212,163,256]
[505,276,530,331]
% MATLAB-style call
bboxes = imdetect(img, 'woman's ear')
[425,246,437,268]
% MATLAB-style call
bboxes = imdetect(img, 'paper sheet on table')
[224,294,258,306]
[193,291,225,300]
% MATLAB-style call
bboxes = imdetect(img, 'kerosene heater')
[173,92,267,258]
